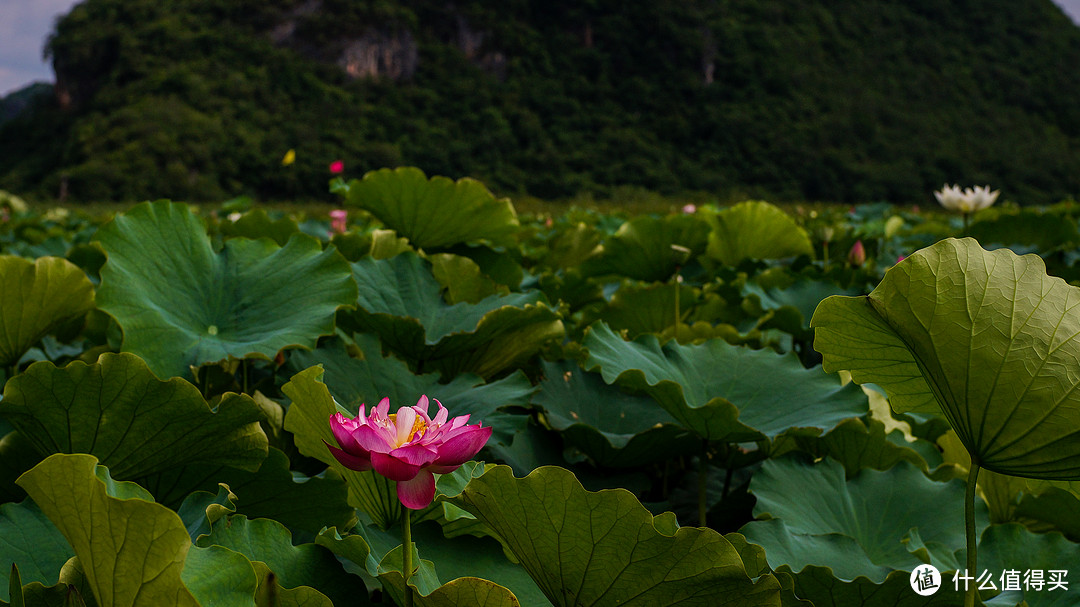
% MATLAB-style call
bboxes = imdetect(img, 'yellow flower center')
[387,413,427,446]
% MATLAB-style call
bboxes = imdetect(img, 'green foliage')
[0,256,94,366]
[813,237,1080,480]
[95,201,356,379]
[2,0,1080,202]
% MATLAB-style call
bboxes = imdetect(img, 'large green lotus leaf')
[979,523,1080,607]
[0,500,72,601]
[180,545,260,607]
[782,417,933,477]
[706,202,814,266]
[219,208,300,247]
[452,464,782,607]
[581,214,710,281]
[346,251,563,377]
[742,270,863,331]
[15,454,201,606]
[196,514,369,606]
[590,283,700,340]
[287,333,532,444]
[379,571,521,607]
[342,167,519,250]
[0,353,268,479]
[94,201,357,379]
[781,567,972,607]
[428,253,505,304]
[282,366,402,529]
[534,360,694,468]
[219,448,354,535]
[812,237,1080,479]
[740,457,986,582]
[0,256,94,367]
[583,322,867,442]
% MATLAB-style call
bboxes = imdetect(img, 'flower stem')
[673,279,681,338]
[964,461,980,607]
[822,240,829,271]
[698,440,709,527]
[403,507,414,607]
[962,212,970,234]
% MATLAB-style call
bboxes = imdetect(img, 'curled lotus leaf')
[706,201,814,266]
[0,255,94,367]
[341,167,519,250]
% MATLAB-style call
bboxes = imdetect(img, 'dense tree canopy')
[0,0,1078,203]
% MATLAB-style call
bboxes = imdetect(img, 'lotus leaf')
[812,237,1080,479]
[741,457,986,582]
[288,333,533,444]
[978,523,1080,607]
[94,201,357,379]
[346,251,562,377]
[584,322,867,442]
[0,500,72,601]
[16,454,202,606]
[196,514,370,606]
[0,255,94,367]
[0,352,268,479]
[706,201,813,266]
[342,167,519,249]
[452,464,782,607]
[534,360,693,468]
[219,208,299,246]
[581,214,709,281]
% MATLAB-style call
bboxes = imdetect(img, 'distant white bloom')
[934,184,967,211]
[962,185,999,212]
[934,184,999,213]
[681,203,697,214]
[228,212,242,222]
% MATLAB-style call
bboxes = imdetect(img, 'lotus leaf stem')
[403,507,414,607]
[698,440,709,527]
[964,461,980,607]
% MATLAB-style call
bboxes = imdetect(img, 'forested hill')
[1,0,1079,204]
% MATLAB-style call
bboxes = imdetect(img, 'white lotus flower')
[962,185,999,212]
[934,184,967,212]
[934,184,999,214]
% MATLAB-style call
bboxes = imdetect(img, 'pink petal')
[350,423,396,453]
[325,442,373,471]
[414,395,430,416]
[374,397,390,418]
[390,443,438,467]
[397,469,436,510]
[433,426,492,466]
[430,400,448,426]
[329,413,360,449]
[371,451,421,481]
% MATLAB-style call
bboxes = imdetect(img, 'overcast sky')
[3,0,1080,96]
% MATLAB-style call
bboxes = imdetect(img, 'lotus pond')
[0,169,1078,606]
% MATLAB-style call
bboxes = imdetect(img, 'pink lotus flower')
[329,159,345,174]
[681,203,697,214]
[329,209,348,234]
[327,396,492,509]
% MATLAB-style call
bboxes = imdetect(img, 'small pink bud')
[897,255,906,264]
[681,203,697,214]
[329,209,348,234]
[329,160,345,174]
[848,240,866,267]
